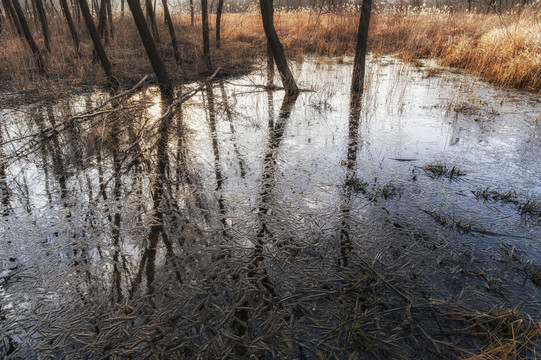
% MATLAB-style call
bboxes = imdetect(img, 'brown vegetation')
[0,2,539,101]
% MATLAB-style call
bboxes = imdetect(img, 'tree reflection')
[233,92,298,355]
[339,91,364,267]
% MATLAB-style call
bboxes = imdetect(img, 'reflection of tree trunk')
[351,0,371,94]
[162,0,181,66]
[10,0,46,74]
[77,0,118,89]
[339,91,363,267]
[201,0,211,71]
[127,0,172,96]
[233,93,297,356]
[0,124,11,216]
[41,106,69,201]
[215,0,223,49]
[206,85,228,238]
[130,94,182,301]
[59,0,80,54]
[219,81,246,178]
[259,0,298,97]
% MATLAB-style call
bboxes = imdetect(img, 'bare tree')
[145,0,160,44]
[351,0,372,94]
[216,0,224,48]
[77,0,118,88]
[59,0,80,54]
[162,0,181,65]
[202,0,211,70]
[126,0,172,95]
[10,0,46,73]
[34,0,50,51]
[259,0,298,97]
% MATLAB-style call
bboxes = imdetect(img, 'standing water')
[1,56,540,358]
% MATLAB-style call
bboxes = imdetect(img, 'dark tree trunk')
[97,0,108,43]
[351,0,371,94]
[161,0,181,65]
[106,0,113,39]
[201,0,211,70]
[76,0,118,88]
[266,41,274,88]
[215,0,223,48]
[126,0,172,96]
[120,0,124,18]
[145,0,160,44]
[59,0,80,53]
[2,0,23,37]
[259,0,298,97]
[189,0,194,26]
[10,0,46,73]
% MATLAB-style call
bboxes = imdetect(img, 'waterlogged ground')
[1,56,540,358]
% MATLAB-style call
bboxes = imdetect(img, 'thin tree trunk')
[10,0,46,73]
[201,0,211,70]
[162,0,181,65]
[34,0,50,50]
[2,0,23,37]
[96,0,107,42]
[351,0,371,94]
[106,0,113,40]
[145,0,160,44]
[266,41,274,88]
[76,0,118,88]
[259,0,298,97]
[189,0,194,26]
[215,0,223,48]
[120,0,124,17]
[126,0,172,96]
[59,0,80,54]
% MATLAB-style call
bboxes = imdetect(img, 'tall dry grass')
[0,2,540,97]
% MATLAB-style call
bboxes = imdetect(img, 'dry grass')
[0,2,540,99]
[447,306,541,360]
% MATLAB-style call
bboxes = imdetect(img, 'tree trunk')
[215,0,223,48]
[161,0,181,65]
[76,0,118,88]
[2,0,23,37]
[126,0,172,96]
[201,0,211,70]
[259,0,298,97]
[189,0,194,26]
[97,0,107,43]
[266,41,274,88]
[145,0,160,44]
[351,0,371,94]
[59,0,80,54]
[106,0,113,40]
[10,0,46,73]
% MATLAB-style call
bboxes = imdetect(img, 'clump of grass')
[449,306,541,360]
[346,176,369,194]
[423,209,473,234]
[472,186,517,202]
[518,199,541,216]
[419,161,465,179]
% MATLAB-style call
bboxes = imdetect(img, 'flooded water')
[1,56,540,358]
